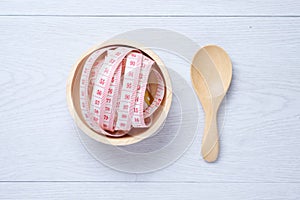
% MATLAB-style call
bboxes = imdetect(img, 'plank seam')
[0,14,300,18]
[0,181,299,183]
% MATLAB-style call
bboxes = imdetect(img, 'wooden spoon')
[191,45,232,162]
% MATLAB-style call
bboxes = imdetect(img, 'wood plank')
[0,0,300,16]
[0,17,299,182]
[0,182,299,199]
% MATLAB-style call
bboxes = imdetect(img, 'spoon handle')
[202,111,219,162]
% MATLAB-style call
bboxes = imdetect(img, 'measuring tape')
[79,46,165,137]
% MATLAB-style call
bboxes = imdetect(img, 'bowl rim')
[66,40,173,146]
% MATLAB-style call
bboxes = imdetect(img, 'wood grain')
[0,182,299,200]
[0,0,299,16]
[0,13,300,199]
[0,16,299,182]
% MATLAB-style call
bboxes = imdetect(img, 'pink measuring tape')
[79,46,165,137]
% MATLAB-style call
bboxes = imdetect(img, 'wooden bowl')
[66,40,172,146]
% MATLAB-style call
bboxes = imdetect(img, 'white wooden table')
[0,1,300,199]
